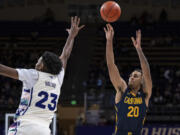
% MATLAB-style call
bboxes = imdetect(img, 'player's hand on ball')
[66,16,85,38]
[104,24,114,41]
[131,30,142,50]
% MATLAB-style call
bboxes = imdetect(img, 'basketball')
[100,1,121,23]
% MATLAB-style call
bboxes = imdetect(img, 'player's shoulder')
[61,68,65,74]
[57,68,64,75]
[29,69,38,73]
[16,68,36,73]
[16,68,37,72]
[16,68,39,82]
[57,68,64,77]
[57,68,65,83]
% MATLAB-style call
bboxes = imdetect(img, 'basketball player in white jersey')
[0,16,84,135]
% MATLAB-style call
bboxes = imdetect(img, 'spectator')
[159,8,168,23]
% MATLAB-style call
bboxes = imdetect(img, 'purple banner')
[76,125,180,135]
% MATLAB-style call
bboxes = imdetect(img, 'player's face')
[35,57,44,71]
[128,71,142,89]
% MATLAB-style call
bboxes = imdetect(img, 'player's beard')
[128,83,133,89]
[128,81,137,90]
[128,80,134,88]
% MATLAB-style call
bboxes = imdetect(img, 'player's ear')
[40,61,44,71]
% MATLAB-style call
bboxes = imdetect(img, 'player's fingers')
[79,25,85,30]
[110,25,114,34]
[136,30,139,40]
[107,24,110,31]
[77,17,80,26]
[111,29,114,35]
[111,25,114,33]
[108,24,112,30]
[137,29,140,35]
[136,30,138,36]
[104,27,107,33]
[109,24,113,30]
[139,29,141,38]
[105,24,108,31]
[110,26,113,33]
[75,16,78,24]
[76,17,79,25]
[131,37,136,45]
[71,17,73,25]
[72,17,76,26]
[72,16,75,24]
[137,30,141,41]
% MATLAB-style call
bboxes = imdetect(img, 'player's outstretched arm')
[104,24,127,102]
[131,30,152,105]
[0,64,18,79]
[59,16,85,70]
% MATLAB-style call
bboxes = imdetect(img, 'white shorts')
[8,120,51,135]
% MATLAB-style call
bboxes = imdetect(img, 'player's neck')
[130,86,140,94]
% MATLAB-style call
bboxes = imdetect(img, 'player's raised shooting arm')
[0,64,18,80]
[59,16,84,70]
[131,30,152,100]
[104,24,127,93]
[137,49,152,98]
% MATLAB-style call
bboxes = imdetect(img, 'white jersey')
[14,68,64,126]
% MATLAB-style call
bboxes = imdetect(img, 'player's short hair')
[134,69,142,75]
[42,51,62,75]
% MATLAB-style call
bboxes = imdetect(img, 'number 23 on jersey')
[35,91,58,111]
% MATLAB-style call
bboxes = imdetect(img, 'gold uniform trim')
[130,91,136,97]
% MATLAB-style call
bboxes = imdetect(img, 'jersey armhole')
[141,91,149,108]
[115,87,129,105]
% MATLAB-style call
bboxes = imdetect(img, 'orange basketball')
[100,1,121,23]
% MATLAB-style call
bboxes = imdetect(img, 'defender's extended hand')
[66,16,85,38]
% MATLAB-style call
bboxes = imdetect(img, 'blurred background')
[0,0,180,135]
